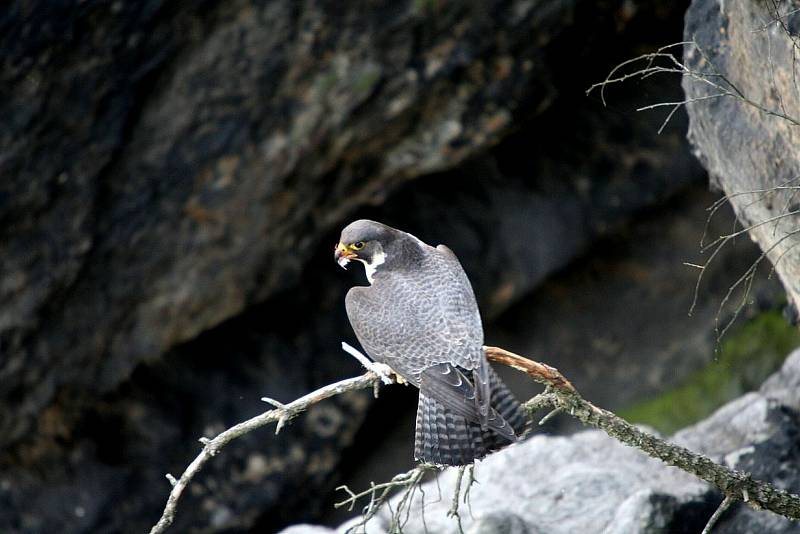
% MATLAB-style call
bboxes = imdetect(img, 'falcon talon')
[369,361,396,385]
[335,220,527,466]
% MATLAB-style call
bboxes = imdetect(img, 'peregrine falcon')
[335,219,527,466]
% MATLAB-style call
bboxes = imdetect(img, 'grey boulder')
[280,348,800,533]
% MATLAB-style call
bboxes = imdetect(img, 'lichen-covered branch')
[484,346,800,522]
[150,345,800,533]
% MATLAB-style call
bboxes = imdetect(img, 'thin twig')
[688,179,800,325]
[336,466,429,533]
[701,209,800,252]
[463,464,477,519]
[702,495,736,534]
[538,407,563,426]
[447,466,466,534]
[586,40,800,127]
[419,480,430,533]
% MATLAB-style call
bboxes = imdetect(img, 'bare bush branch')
[336,466,430,533]
[587,25,800,345]
[677,179,800,350]
[586,40,800,128]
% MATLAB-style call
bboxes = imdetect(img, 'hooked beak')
[334,243,357,269]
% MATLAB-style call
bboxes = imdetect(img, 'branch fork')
[149,344,800,534]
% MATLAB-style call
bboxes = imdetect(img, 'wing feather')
[420,364,515,440]
[345,239,490,423]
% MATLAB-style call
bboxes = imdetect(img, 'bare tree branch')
[150,345,800,533]
[483,346,576,393]
[148,371,385,534]
[484,346,800,522]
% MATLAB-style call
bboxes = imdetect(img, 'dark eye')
[352,241,365,250]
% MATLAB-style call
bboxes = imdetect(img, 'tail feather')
[426,389,440,461]
[487,365,530,438]
[450,410,478,466]
[415,368,528,466]
[467,418,485,462]
[444,411,462,465]
[433,402,449,462]
[415,393,432,461]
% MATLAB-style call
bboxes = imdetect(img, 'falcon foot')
[371,361,407,385]
[341,341,401,385]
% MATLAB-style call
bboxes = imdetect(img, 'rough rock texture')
[373,73,705,321]
[1,1,772,533]
[673,347,800,532]
[282,348,800,534]
[0,2,593,530]
[683,0,800,316]
[354,431,713,534]
[0,0,561,451]
[489,188,783,414]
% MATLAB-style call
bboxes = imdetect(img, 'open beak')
[334,243,357,269]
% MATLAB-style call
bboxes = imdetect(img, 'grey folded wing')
[420,363,516,441]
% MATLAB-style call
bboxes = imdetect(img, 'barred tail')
[487,365,529,438]
[414,368,528,466]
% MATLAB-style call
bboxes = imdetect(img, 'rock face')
[0,0,562,450]
[2,0,782,533]
[0,4,589,530]
[673,354,800,533]
[683,0,800,317]
[282,348,800,534]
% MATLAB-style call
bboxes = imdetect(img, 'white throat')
[358,250,386,284]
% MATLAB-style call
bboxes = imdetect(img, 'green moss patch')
[620,310,800,434]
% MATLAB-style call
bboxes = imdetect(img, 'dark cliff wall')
[2,1,791,533]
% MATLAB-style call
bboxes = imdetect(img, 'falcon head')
[334,219,394,281]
